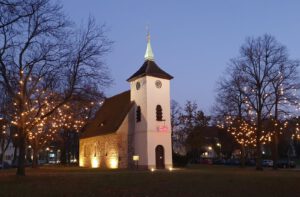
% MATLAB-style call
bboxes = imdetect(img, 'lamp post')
[216,143,222,159]
[46,147,49,163]
[133,155,139,169]
[207,146,212,159]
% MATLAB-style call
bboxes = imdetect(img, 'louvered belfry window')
[156,105,163,121]
[136,106,141,122]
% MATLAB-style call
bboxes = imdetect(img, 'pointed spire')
[144,29,154,61]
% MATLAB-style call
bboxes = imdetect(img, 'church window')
[84,145,88,157]
[94,144,97,157]
[136,82,141,90]
[105,142,109,156]
[156,105,163,121]
[136,106,141,122]
[96,142,101,157]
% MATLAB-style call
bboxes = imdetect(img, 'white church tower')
[127,33,173,169]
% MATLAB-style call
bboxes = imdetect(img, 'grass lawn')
[0,165,299,197]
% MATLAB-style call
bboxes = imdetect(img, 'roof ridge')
[106,90,130,100]
[145,60,152,73]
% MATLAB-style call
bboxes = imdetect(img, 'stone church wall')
[79,133,120,168]
[79,107,135,169]
[119,106,135,168]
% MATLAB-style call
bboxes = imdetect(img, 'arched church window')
[84,145,89,157]
[83,145,87,157]
[94,144,97,157]
[105,142,108,156]
[136,106,141,122]
[156,105,163,121]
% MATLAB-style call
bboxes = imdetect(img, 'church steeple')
[144,32,154,61]
[128,30,173,170]
[127,32,173,82]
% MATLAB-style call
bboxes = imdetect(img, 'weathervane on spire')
[144,26,154,61]
[146,25,150,42]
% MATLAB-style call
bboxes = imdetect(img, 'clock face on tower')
[136,81,141,90]
[155,80,162,88]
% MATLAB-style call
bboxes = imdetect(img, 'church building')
[79,35,173,170]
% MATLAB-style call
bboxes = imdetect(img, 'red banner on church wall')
[157,126,168,132]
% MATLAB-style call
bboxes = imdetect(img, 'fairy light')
[217,115,276,147]
[7,80,102,154]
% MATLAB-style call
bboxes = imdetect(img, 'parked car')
[212,158,226,165]
[245,159,255,166]
[0,162,13,169]
[11,161,32,168]
[199,158,213,165]
[277,160,296,168]
[225,158,240,166]
[262,159,273,167]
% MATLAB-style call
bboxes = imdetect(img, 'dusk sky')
[61,0,300,114]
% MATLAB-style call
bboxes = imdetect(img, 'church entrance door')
[155,145,165,169]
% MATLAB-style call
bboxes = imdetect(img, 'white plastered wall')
[145,76,172,168]
[130,76,172,169]
[130,77,148,166]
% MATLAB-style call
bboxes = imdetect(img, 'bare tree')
[0,0,36,29]
[171,99,182,154]
[0,86,15,168]
[214,70,255,167]
[0,0,112,175]
[215,34,299,170]
[28,84,105,168]
[179,101,210,157]
[267,57,299,169]
[0,118,10,167]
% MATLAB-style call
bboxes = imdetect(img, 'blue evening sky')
[61,0,300,114]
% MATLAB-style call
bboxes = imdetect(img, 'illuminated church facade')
[79,35,173,169]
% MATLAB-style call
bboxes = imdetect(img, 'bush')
[172,153,188,167]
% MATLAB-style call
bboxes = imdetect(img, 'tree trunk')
[16,132,26,176]
[31,138,39,168]
[0,153,3,169]
[60,145,66,164]
[32,148,39,168]
[255,142,262,170]
[256,117,263,170]
[240,144,245,168]
[12,146,18,166]
[273,102,279,170]
[0,140,4,168]
[67,150,71,164]
[272,132,279,170]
